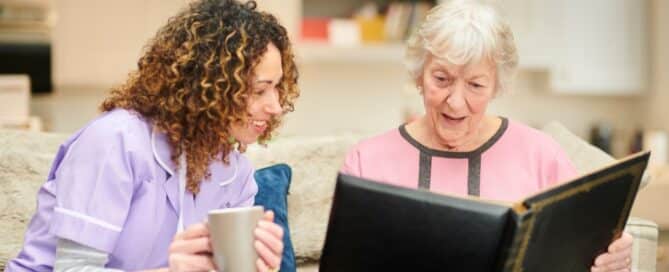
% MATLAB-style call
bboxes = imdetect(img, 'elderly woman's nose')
[446,83,467,109]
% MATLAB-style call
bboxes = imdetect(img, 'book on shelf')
[385,1,433,42]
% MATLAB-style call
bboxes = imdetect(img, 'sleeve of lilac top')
[54,239,122,272]
[340,146,362,177]
[49,119,137,253]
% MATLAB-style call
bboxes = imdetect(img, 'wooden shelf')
[295,42,405,63]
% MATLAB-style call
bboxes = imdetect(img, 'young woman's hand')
[591,232,633,272]
[254,211,284,272]
[168,223,216,272]
[162,210,284,272]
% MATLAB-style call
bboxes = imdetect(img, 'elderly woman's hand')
[255,211,284,272]
[590,232,633,272]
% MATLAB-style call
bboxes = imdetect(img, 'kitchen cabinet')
[549,0,648,94]
[495,0,649,94]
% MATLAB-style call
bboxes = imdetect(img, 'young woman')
[8,1,299,271]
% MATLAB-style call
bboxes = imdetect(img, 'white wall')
[46,0,648,153]
[254,0,300,41]
[490,74,644,139]
[0,0,50,7]
[50,0,301,91]
[280,62,643,144]
[51,0,185,90]
[280,61,410,138]
[645,0,669,131]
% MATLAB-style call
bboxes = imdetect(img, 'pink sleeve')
[545,146,579,187]
[340,146,362,177]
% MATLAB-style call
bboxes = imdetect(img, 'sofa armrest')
[297,263,319,272]
[542,122,651,188]
[627,217,659,272]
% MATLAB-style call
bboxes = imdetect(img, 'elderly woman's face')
[419,54,496,147]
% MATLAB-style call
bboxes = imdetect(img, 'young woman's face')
[229,43,283,145]
[420,54,497,148]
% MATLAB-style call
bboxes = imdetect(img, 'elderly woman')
[7,0,298,271]
[341,1,632,271]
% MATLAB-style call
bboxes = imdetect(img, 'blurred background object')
[300,17,329,42]
[589,122,614,154]
[299,0,434,46]
[644,130,669,167]
[0,75,29,124]
[0,74,42,131]
[0,0,53,93]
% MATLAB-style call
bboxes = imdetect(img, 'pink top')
[341,118,578,202]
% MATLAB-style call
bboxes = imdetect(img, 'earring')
[238,142,247,153]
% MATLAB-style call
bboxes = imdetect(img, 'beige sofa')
[0,124,658,271]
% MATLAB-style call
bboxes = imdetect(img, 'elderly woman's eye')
[470,82,484,88]
[434,75,448,82]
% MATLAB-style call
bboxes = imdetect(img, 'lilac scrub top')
[7,109,258,271]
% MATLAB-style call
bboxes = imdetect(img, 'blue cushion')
[254,163,296,272]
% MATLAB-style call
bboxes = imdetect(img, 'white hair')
[405,0,518,95]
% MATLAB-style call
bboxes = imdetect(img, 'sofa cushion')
[542,122,650,188]
[246,135,363,262]
[626,217,658,272]
[0,128,364,267]
[0,129,69,270]
[254,163,296,272]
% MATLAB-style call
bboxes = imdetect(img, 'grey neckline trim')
[398,117,509,158]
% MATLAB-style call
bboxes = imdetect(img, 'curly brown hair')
[101,0,299,194]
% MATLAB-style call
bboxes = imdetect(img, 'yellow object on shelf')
[356,16,385,43]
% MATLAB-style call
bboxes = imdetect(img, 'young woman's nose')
[264,89,282,115]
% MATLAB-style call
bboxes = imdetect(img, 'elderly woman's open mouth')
[442,113,466,125]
